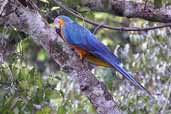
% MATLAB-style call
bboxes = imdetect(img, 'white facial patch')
[54,18,60,29]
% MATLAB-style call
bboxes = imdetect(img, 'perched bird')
[54,15,150,94]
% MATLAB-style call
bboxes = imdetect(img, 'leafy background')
[0,0,171,114]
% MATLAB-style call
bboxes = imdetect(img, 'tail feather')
[111,63,151,95]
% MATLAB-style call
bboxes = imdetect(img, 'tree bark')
[80,0,171,23]
[0,0,122,114]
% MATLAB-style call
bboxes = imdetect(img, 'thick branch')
[0,0,122,114]
[81,0,171,23]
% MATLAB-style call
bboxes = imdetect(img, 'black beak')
[55,27,60,34]
[55,27,63,40]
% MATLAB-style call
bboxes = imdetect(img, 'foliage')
[1,0,171,114]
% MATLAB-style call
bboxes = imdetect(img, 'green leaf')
[36,106,51,114]
[57,105,67,114]
[37,50,48,61]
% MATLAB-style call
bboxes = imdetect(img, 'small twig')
[93,22,104,34]
[70,8,86,27]
[53,0,171,32]
[143,0,148,11]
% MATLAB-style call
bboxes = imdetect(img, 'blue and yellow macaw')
[54,15,149,94]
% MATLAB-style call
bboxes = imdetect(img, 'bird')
[54,15,150,95]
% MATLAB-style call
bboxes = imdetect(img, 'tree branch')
[81,0,171,23]
[0,0,122,114]
[54,0,171,32]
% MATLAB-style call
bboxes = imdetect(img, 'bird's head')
[54,15,73,33]
[54,15,73,41]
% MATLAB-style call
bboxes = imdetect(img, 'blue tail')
[111,63,151,95]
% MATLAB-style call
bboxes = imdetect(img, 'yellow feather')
[85,54,111,67]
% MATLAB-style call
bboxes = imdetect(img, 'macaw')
[54,15,150,94]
